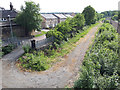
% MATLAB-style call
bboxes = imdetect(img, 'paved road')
[2,24,100,88]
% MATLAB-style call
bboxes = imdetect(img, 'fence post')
[31,40,36,49]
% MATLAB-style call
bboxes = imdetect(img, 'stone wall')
[2,25,26,39]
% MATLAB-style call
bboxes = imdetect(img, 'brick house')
[41,14,58,28]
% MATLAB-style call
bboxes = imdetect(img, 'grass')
[34,31,47,37]
[17,23,100,72]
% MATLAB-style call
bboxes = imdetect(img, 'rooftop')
[0,10,18,18]
[64,14,73,18]
[41,14,57,19]
[54,14,67,19]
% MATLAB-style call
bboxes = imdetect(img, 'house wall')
[41,17,58,28]
[60,18,66,23]
[41,18,46,28]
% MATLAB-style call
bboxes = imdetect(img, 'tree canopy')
[15,1,42,36]
[82,5,96,25]
[101,11,118,18]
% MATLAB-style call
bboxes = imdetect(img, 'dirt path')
[2,24,100,88]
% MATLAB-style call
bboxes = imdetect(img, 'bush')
[19,52,49,71]
[72,14,85,30]
[98,27,107,33]
[96,31,116,43]
[46,30,54,38]
[74,23,120,89]
[55,19,72,37]
[22,44,31,53]
[46,14,85,44]
[2,44,15,55]
[104,20,110,23]
[46,30,64,44]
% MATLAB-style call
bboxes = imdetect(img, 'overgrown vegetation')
[17,21,99,71]
[74,23,120,89]
[101,10,120,21]
[2,44,15,56]
[46,14,85,44]
[17,5,101,71]
[101,10,118,18]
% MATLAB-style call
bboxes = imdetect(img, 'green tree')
[82,5,96,25]
[112,15,118,20]
[73,14,85,30]
[55,18,72,39]
[15,1,42,36]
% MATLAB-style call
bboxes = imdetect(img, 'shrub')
[22,44,31,53]
[74,66,95,88]
[46,30,64,44]
[98,27,107,33]
[55,19,72,37]
[74,23,119,89]
[104,20,110,23]
[72,14,85,30]
[2,44,15,55]
[19,52,49,71]
[46,30,54,38]
[96,31,117,44]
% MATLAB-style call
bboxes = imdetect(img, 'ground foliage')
[74,23,120,89]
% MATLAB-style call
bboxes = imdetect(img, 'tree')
[82,5,96,25]
[15,1,42,36]
[72,14,85,30]
[55,18,72,38]
[112,15,118,20]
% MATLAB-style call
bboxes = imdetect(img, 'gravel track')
[2,25,100,88]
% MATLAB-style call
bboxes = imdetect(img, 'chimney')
[10,2,13,10]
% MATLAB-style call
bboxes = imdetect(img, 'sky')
[0,0,120,13]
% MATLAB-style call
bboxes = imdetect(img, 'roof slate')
[54,14,67,19]
[64,14,73,18]
[41,14,57,19]
[0,10,17,18]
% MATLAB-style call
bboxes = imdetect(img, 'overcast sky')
[0,0,120,13]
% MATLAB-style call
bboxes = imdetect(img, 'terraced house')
[53,14,67,23]
[64,14,73,18]
[41,14,58,28]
